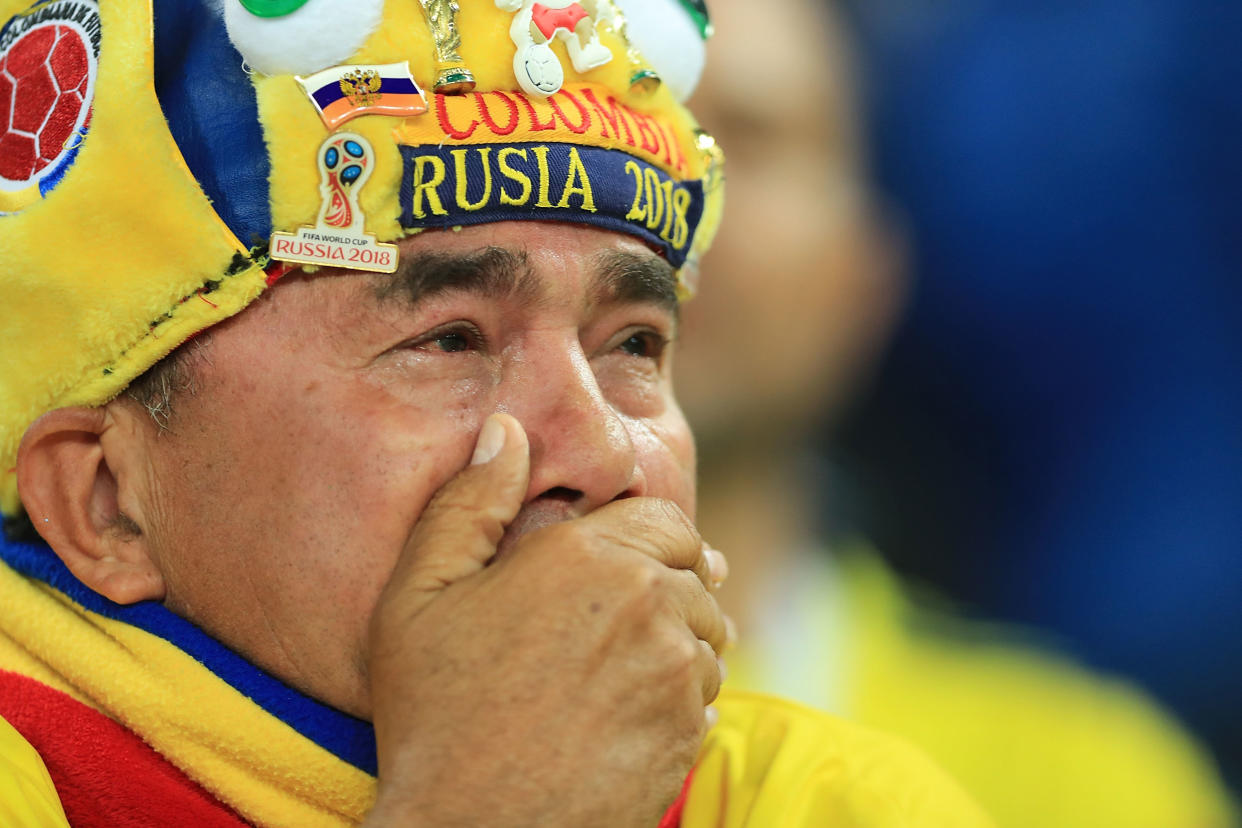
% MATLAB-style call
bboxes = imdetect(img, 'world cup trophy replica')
[417,0,476,93]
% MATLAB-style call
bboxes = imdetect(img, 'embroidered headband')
[0,0,724,516]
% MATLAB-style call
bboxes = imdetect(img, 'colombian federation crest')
[0,0,100,214]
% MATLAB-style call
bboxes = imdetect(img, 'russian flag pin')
[296,60,428,130]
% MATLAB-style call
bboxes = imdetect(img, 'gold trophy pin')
[418,0,476,93]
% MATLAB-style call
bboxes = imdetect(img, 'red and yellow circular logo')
[0,0,99,214]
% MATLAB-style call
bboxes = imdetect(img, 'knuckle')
[703,593,727,648]
[673,635,701,673]
[422,483,480,524]
[417,497,502,549]
[619,561,666,616]
[630,559,664,592]
[651,627,700,685]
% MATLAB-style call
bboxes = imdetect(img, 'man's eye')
[618,331,668,360]
[401,322,486,354]
[434,331,472,352]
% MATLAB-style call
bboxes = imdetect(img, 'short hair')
[123,336,210,431]
[3,339,208,542]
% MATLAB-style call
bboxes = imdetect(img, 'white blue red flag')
[296,61,427,130]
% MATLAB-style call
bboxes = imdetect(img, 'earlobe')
[15,407,166,605]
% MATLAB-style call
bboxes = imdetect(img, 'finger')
[671,570,728,654]
[702,544,728,591]
[696,638,722,705]
[387,413,530,596]
[585,498,710,587]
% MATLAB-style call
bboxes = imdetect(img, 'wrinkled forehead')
[293,223,680,321]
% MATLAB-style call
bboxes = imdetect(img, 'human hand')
[365,413,726,826]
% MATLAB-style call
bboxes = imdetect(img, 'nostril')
[535,486,581,503]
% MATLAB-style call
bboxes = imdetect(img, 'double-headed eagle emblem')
[339,69,383,106]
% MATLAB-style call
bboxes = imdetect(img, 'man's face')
[132,221,695,717]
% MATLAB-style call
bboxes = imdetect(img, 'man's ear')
[15,406,166,605]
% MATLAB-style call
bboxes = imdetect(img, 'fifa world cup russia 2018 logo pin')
[495,0,613,97]
[0,0,100,215]
[269,133,400,274]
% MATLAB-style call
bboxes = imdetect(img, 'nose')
[503,337,644,513]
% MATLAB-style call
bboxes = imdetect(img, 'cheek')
[302,378,489,558]
[592,356,667,419]
[152,373,486,612]
[628,405,697,518]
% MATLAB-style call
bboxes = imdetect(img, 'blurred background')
[678,0,1242,822]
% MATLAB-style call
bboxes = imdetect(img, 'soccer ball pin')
[495,0,613,97]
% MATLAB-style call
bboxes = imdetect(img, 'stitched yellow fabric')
[0,561,375,828]
[0,0,266,515]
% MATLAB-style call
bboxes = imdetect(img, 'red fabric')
[657,768,695,828]
[0,24,88,180]
[0,670,249,828]
[1,666,694,826]
[531,2,590,39]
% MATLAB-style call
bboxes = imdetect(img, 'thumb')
[386,413,530,598]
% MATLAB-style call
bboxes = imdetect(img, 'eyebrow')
[590,250,680,320]
[373,246,540,307]
[371,244,679,319]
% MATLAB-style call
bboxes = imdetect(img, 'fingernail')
[724,615,738,651]
[705,705,719,729]
[717,656,728,684]
[704,546,728,588]
[471,416,506,466]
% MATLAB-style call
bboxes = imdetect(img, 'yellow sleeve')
[683,691,995,828]
[0,716,69,828]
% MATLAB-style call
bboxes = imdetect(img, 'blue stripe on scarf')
[0,531,377,774]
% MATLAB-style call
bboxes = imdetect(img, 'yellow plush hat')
[0,0,724,516]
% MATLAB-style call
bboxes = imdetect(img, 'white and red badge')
[495,0,613,97]
[0,0,99,214]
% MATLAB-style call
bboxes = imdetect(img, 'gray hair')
[123,336,211,431]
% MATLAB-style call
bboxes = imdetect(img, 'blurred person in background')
[679,0,1238,824]
[833,0,1242,793]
